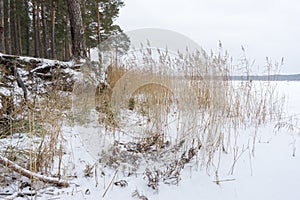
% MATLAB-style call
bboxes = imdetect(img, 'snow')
[0,53,74,68]
[1,81,300,200]
[19,56,74,69]
[0,87,11,97]
[62,81,300,200]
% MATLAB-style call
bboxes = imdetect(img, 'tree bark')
[41,0,49,58]
[36,0,42,57]
[7,0,12,54]
[0,0,5,53]
[32,0,39,57]
[97,0,101,45]
[12,0,19,55]
[24,0,30,56]
[17,15,22,55]
[64,15,70,61]
[66,0,87,61]
[50,0,56,59]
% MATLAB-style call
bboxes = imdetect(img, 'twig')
[0,193,13,196]
[0,154,69,187]
[102,169,118,198]
[213,178,236,184]
[95,162,99,187]
[1,191,36,200]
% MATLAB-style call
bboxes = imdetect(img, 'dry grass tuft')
[0,75,72,189]
[95,44,286,188]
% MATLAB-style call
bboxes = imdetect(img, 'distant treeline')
[229,74,300,81]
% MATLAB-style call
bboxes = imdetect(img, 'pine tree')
[50,0,56,59]
[12,0,19,55]
[41,0,49,58]
[0,0,5,53]
[0,0,127,60]
[66,0,87,60]
[82,0,126,48]
[6,0,12,54]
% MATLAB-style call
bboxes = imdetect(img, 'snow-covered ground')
[1,81,300,200]
[62,81,300,200]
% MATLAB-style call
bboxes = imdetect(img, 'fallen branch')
[1,191,36,200]
[213,178,236,184]
[0,154,69,187]
[11,62,28,100]
[102,169,118,198]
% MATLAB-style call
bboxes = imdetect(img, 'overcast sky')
[116,0,300,74]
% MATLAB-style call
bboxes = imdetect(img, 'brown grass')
[0,44,287,191]
[96,45,286,183]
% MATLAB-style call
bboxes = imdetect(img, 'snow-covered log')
[0,53,82,131]
[0,154,69,187]
[0,53,80,98]
[0,53,77,71]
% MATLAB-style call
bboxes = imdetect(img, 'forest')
[0,0,125,60]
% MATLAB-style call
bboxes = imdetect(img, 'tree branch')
[0,154,69,187]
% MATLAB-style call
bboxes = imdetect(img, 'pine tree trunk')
[32,0,40,57]
[17,15,22,55]
[50,0,56,59]
[64,15,70,61]
[41,0,49,58]
[25,23,30,55]
[36,1,42,57]
[97,0,101,45]
[66,0,87,60]
[12,0,19,55]
[24,0,30,56]
[7,0,12,54]
[0,0,5,53]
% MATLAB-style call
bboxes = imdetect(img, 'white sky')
[116,0,300,74]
